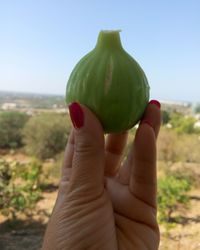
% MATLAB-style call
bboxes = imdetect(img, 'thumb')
[68,102,105,193]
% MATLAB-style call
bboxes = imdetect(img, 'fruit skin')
[66,30,150,133]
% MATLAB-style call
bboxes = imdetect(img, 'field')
[0,157,200,250]
[1,186,200,249]
[0,92,200,249]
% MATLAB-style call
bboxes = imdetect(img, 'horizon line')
[0,89,197,104]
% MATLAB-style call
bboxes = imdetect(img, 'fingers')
[104,131,128,176]
[68,102,105,193]
[129,100,161,207]
[129,122,157,207]
[141,100,161,139]
[104,100,161,179]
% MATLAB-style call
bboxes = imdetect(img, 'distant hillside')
[0,91,65,109]
[0,90,197,115]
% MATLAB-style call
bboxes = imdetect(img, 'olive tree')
[23,113,71,159]
[0,111,29,148]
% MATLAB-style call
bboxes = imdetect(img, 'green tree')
[0,111,29,148]
[161,110,171,124]
[157,174,191,223]
[176,116,196,134]
[170,112,196,134]
[194,103,200,113]
[23,113,71,159]
[170,112,183,129]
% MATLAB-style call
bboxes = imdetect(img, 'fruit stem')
[95,30,123,51]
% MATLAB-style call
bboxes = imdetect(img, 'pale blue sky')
[0,0,200,102]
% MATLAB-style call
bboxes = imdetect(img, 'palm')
[43,102,161,250]
[65,176,159,250]
[45,168,159,250]
[106,177,159,249]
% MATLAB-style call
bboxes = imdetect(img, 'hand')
[42,100,161,250]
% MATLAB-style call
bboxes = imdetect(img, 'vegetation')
[158,128,200,164]
[161,110,171,125]
[157,174,191,223]
[0,91,65,109]
[0,99,200,235]
[23,113,71,159]
[0,111,29,148]
[0,159,42,219]
[169,112,197,134]
[194,103,200,113]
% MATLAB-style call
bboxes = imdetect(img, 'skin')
[42,102,161,250]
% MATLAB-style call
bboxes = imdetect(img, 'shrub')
[161,110,171,125]
[194,103,200,113]
[157,128,179,164]
[175,134,200,163]
[158,128,200,165]
[170,112,196,134]
[0,159,42,219]
[23,113,71,159]
[0,111,29,148]
[157,174,191,223]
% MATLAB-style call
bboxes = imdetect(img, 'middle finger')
[104,131,128,176]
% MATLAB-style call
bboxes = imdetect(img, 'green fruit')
[66,30,150,133]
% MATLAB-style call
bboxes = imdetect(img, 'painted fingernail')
[140,118,153,128]
[68,102,84,129]
[149,100,161,109]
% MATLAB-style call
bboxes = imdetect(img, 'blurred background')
[0,1,200,249]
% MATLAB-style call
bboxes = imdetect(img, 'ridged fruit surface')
[66,30,150,133]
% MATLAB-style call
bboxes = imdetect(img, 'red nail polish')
[68,102,84,129]
[149,100,161,109]
[140,118,153,128]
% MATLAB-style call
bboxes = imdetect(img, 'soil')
[0,189,57,250]
[0,188,200,250]
[1,153,200,249]
[159,189,200,250]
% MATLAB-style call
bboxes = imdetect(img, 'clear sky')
[0,0,200,102]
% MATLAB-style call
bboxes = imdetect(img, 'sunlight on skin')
[42,101,161,250]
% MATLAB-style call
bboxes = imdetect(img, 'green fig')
[66,30,150,133]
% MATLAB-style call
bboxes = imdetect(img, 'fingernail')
[140,118,153,128]
[68,102,84,129]
[149,100,161,109]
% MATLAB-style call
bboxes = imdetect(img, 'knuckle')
[75,140,102,156]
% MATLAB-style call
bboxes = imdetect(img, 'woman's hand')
[42,100,161,250]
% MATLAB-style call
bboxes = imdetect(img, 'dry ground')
[1,152,200,249]
[0,188,200,250]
